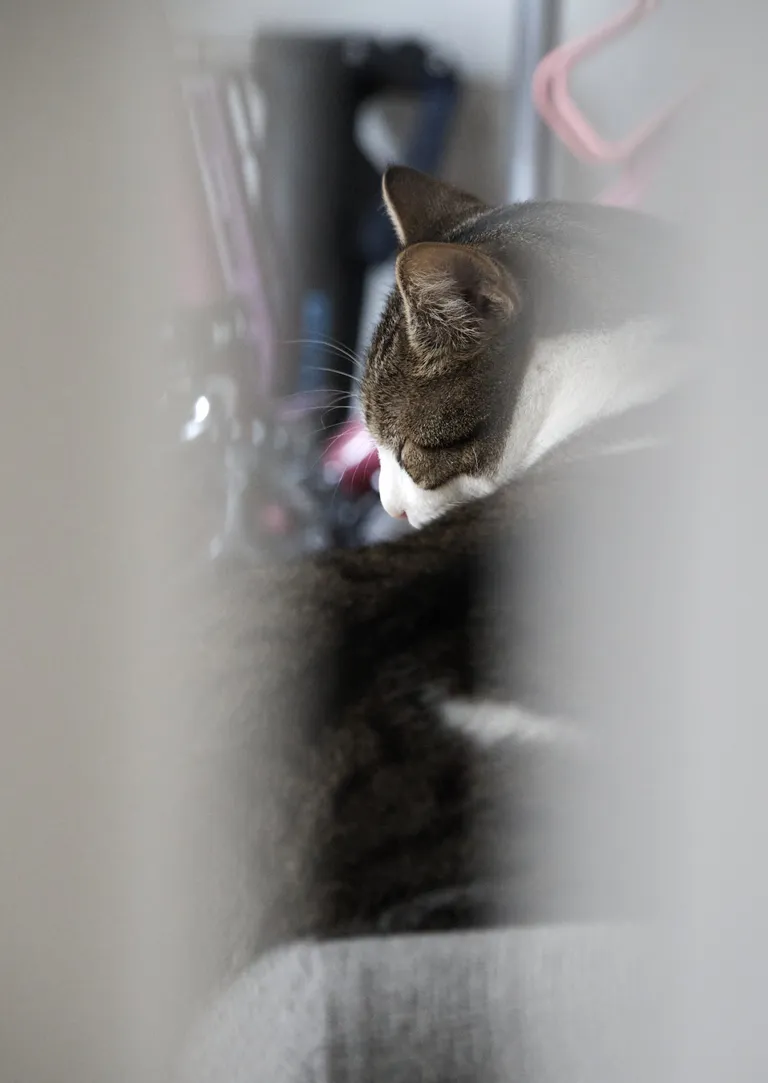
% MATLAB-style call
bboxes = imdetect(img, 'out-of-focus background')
[162,0,517,562]
[169,0,514,200]
[155,0,687,568]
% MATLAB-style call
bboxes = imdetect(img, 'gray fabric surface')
[181,926,666,1083]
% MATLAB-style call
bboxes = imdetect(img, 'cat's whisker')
[279,333,366,391]
[311,365,363,388]
[294,392,356,415]
[281,337,366,378]
[281,359,363,389]
[318,334,366,374]
[304,421,341,442]
[305,332,362,367]
[329,469,345,514]
[347,447,371,504]
[304,419,358,470]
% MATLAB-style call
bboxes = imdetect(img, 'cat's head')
[360,167,529,529]
[361,167,677,527]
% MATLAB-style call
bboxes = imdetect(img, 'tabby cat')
[183,167,685,994]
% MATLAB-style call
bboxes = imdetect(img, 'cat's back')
[445,198,684,332]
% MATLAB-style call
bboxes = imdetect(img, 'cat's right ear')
[395,242,520,372]
[382,166,487,247]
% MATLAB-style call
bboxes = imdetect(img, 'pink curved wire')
[532,0,686,175]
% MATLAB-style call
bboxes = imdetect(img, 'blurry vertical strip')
[497,5,676,1079]
[495,2,768,1081]
[0,1,200,1080]
[670,2,768,1080]
[180,69,276,396]
[507,0,561,201]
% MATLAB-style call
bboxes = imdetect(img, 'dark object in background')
[250,33,460,430]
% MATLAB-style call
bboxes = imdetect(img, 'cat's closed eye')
[407,417,490,455]
[399,437,485,490]
[412,431,483,455]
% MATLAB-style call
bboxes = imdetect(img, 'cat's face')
[361,167,676,527]
[361,290,510,528]
[361,169,524,528]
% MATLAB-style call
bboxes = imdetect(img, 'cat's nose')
[377,472,407,521]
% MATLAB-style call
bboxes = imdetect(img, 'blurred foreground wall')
[667,3,768,1079]
[535,2,768,1079]
[0,3,189,1080]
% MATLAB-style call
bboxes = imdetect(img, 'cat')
[180,167,686,997]
[364,166,682,527]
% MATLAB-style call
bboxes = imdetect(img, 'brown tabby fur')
[362,167,678,490]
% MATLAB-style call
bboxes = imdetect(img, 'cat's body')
[183,170,685,992]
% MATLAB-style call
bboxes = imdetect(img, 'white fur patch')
[440,697,582,748]
[501,320,673,478]
[376,447,493,528]
[375,319,677,527]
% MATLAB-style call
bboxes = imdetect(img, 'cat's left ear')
[395,241,521,371]
[383,166,487,246]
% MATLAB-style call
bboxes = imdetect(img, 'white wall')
[167,0,515,80]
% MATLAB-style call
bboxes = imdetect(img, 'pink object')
[322,421,380,496]
[531,0,690,207]
[170,80,224,306]
[263,503,290,534]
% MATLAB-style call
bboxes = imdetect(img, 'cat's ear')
[395,242,520,370]
[382,166,487,246]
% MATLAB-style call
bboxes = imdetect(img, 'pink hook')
[532,1,680,162]
[530,0,693,207]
